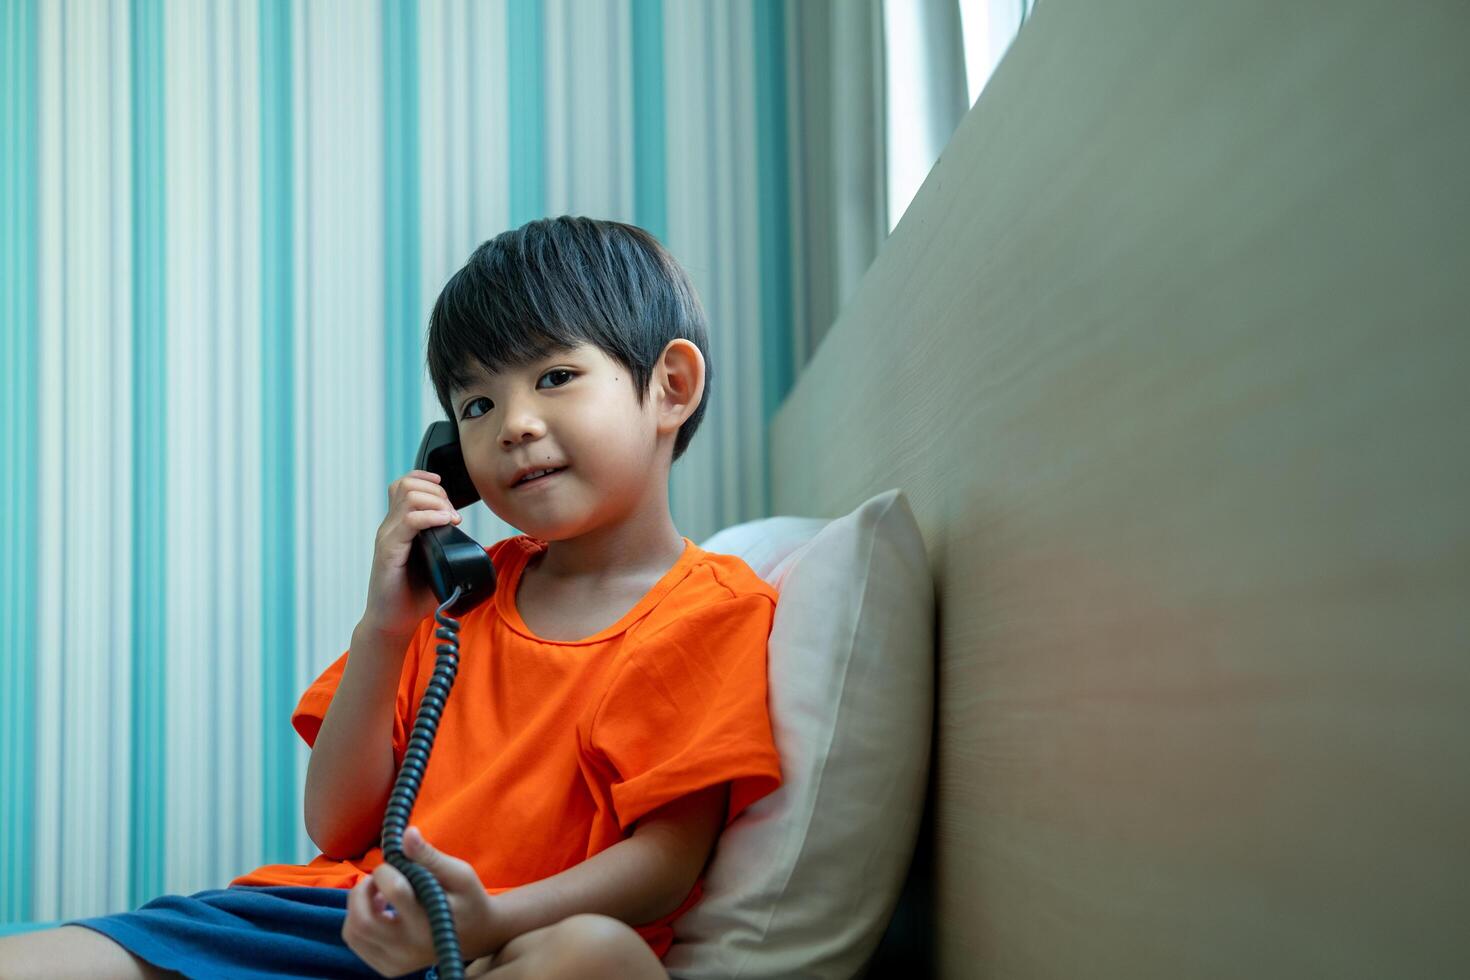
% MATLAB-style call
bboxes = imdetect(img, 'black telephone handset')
[407,421,497,616]
[381,421,497,980]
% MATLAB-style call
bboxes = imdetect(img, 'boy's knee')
[538,914,666,978]
[553,913,633,946]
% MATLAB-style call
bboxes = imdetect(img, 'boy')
[0,217,784,978]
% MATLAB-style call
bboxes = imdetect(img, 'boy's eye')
[458,365,573,417]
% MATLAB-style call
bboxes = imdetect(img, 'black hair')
[426,216,711,463]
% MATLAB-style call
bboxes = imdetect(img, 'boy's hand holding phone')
[360,469,463,640]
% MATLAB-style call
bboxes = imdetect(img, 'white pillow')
[669,489,935,979]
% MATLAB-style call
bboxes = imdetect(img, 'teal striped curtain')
[0,0,808,923]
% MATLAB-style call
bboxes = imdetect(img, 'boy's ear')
[652,339,705,436]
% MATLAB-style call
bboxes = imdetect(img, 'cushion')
[668,488,935,979]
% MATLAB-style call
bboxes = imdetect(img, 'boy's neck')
[530,509,687,585]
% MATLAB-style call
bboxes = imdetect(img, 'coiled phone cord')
[379,586,466,980]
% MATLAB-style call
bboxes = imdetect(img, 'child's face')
[449,343,667,540]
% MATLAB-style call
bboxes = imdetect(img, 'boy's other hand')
[343,825,498,976]
[360,469,463,641]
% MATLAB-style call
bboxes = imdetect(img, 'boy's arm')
[467,781,729,960]
[304,621,411,857]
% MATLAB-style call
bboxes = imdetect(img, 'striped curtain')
[1,0,811,923]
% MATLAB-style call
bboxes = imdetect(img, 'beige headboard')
[769,0,1469,976]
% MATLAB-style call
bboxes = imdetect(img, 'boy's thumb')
[404,825,474,885]
[405,825,434,858]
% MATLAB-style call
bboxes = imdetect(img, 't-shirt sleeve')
[290,614,436,771]
[584,592,784,834]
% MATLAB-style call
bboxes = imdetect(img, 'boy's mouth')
[512,466,567,488]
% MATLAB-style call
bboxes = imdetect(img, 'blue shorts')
[62,884,434,979]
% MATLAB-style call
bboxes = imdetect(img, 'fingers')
[404,491,461,524]
[390,472,449,506]
[353,874,394,926]
[372,863,412,919]
[402,508,461,531]
[370,869,401,921]
[404,489,453,510]
[391,476,461,528]
[397,484,456,511]
[344,876,393,956]
[348,865,413,936]
[344,877,409,977]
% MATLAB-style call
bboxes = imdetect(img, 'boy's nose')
[498,411,547,448]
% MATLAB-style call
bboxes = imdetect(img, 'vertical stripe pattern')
[257,0,296,868]
[626,0,675,547]
[129,0,166,910]
[1,0,41,924]
[0,0,988,924]
[631,0,667,243]
[507,0,546,228]
[753,0,794,517]
[384,0,421,475]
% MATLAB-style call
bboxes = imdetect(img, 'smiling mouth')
[513,466,567,488]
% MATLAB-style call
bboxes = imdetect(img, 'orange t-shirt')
[230,534,783,959]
